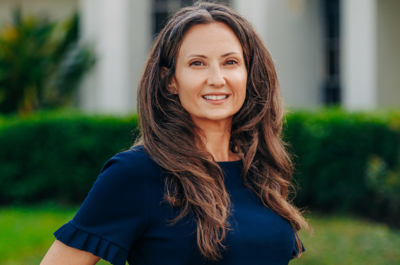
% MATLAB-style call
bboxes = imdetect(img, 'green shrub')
[285,108,400,226]
[0,108,399,227]
[0,9,95,115]
[0,110,138,204]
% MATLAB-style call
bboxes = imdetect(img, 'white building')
[0,0,399,114]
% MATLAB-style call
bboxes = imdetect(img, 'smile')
[201,95,230,105]
[202,95,229,100]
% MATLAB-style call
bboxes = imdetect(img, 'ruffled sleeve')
[54,149,150,265]
[291,233,306,259]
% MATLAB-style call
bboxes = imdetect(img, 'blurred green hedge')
[0,109,399,226]
[285,108,400,226]
[0,110,138,204]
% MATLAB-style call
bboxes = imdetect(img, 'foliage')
[0,108,399,228]
[284,108,400,226]
[0,9,95,115]
[0,110,138,204]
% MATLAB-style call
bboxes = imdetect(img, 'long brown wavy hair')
[133,0,312,261]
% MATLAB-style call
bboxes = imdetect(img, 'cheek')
[236,76,247,98]
[179,87,200,101]
[177,86,201,112]
[176,71,203,97]
[236,78,247,107]
[231,68,247,87]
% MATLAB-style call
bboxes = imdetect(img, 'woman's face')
[169,22,247,126]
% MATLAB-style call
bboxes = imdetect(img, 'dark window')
[322,0,341,105]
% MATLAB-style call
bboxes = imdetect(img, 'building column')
[231,0,268,42]
[341,0,378,110]
[232,0,324,108]
[78,0,151,114]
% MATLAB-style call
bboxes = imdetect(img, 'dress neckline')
[216,159,242,164]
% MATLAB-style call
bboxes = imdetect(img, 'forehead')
[177,21,243,59]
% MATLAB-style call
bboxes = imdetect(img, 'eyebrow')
[186,52,240,59]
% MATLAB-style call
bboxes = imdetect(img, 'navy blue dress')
[54,145,304,265]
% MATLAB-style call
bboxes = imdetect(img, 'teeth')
[203,95,228,100]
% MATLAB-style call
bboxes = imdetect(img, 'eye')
[225,60,238,65]
[190,61,204,66]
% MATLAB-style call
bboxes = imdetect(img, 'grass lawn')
[0,204,399,265]
[292,212,400,265]
[0,203,110,265]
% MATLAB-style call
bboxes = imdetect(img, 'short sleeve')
[54,150,149,265]
[291,233,306,259]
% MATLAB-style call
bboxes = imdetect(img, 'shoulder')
[61,151,154,260]
[102,145,159,173]
[98,145,163,187]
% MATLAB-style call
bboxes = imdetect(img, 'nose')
[207,65,226,87]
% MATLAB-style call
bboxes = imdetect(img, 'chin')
[192,111,234,122]
[202,115,233,121]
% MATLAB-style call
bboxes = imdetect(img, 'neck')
[193,117,240,162]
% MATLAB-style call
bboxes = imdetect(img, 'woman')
[41,1,311,265]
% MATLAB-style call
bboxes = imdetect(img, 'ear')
[160,66,168,79]
[168,76,178,95]
[161,67,178,95]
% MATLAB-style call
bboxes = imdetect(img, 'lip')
[202,92,230,96]
[202,94,230,105]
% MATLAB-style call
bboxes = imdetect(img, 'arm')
[41,239,101,265]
